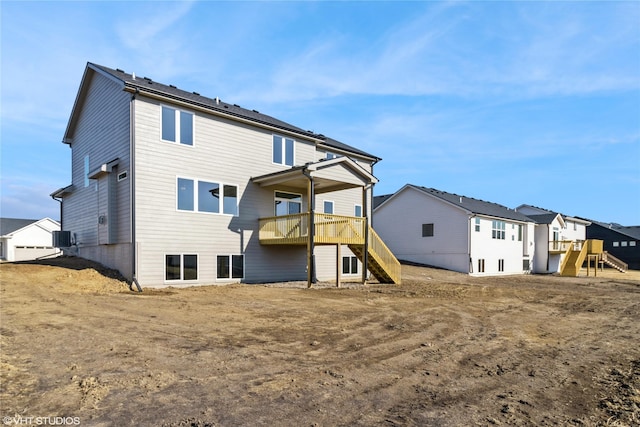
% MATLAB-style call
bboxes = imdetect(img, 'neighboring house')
[0,218,61,262]
[580,220,640,270]
[373,185,535,276]
[51,62,399,288]
[516,205,591,274]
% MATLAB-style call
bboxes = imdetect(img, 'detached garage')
[0,218,61,262]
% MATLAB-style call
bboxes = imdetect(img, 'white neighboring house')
[515,204,590,274]
[373,185,536,276]
[0,218,61,262]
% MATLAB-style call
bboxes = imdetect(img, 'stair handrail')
[601,251,628,272]
[559,242,574,275]
[368,226,401,284]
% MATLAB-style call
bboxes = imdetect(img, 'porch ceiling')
[251,157,378,194]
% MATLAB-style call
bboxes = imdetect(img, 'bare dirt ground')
[1,257,639,427]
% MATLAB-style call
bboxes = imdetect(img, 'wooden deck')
[258,213,401,284]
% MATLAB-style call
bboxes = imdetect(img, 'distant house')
[51,62,399,288]
[516,205,591,274]
[581,220,640,270]
[373,185,536,276]
[0,218,61,262]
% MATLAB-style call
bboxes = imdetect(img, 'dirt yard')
[1,257,638,426]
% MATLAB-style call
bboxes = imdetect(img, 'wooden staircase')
[600,251,628,272]
[560,239,604,277]
[349,226,401,284]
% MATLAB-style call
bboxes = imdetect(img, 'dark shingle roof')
[587,219,640,239]
[89,63,379,161]
[409,185,533,222]
[0,218,39,236]
[373,194,393,209]
[525,213,561,225]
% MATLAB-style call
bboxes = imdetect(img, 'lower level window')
[478,259,485,273]
[217,254,244,279]
[342,256,358,275]
[166,254,198,281]
[498,259,505,272]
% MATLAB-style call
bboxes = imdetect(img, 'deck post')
[306,171,316,288]
[362,185,369,284]
[336,243,341,288]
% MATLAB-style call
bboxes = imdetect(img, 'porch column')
[362,185,369,284]
[307,174,316,288]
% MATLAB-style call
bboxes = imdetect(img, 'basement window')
[217,255,244,279]
[342,256,359,275]
[165,254,198,281]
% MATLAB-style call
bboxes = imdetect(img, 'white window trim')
[272,134,295,166]
[274,191,303,215]
[164,253,199,282]
[323,200,335,215]
[216,254,245,280]
[354,204,363,217]
[176,176,239,216]
[342,256,359,275]
[161,104,195,146]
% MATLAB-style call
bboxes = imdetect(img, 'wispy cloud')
[232,1,639,105]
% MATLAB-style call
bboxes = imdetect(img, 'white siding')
[469,217,534,276]
[374,187,470,273]
[375,187,536,276]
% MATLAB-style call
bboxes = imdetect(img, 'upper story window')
[475,218,481,232]
[354,204,363,217]
[492,220,506,240]
[323,200,334,214]
[162,106,193,145]
[177,177,238,216]
[273,135,294,166]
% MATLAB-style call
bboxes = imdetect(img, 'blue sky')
[1,1,639,225]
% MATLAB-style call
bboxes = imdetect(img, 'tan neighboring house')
[0,218,61,262]
[51,63,399,288]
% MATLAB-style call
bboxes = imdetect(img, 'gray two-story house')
[52,63,399,288]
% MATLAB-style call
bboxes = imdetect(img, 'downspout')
[130,89,142,292]
[51,194,63,229]
[468,215,474,273]
[302,166,316,287]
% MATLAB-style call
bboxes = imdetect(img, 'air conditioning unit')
[53,230,72,248]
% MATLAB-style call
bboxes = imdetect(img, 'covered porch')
[252,157,401,287]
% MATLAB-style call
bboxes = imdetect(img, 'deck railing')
[258,213,310,244]
[367,227,402,283]
[258,213,366,245]
[549,240,584,253]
